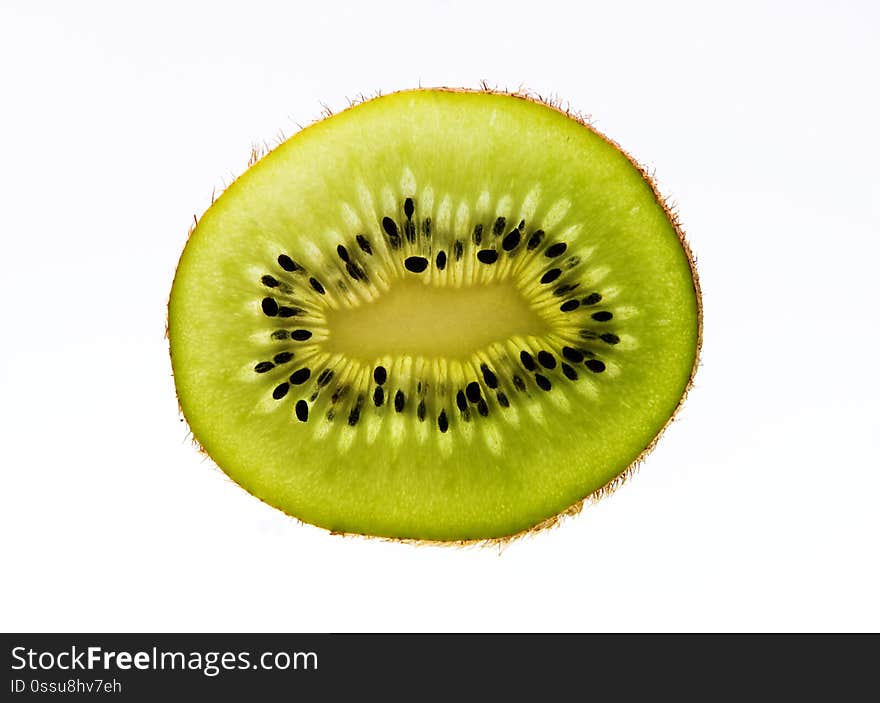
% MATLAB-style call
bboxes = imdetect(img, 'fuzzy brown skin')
[167,84,703,548]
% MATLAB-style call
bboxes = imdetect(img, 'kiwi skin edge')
[166,84,703,548]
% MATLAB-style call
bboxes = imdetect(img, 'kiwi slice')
[168,88,701,542]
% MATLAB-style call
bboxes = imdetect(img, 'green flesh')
[168,89,700,541]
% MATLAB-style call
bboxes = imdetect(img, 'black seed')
[480,364,499,388]
[534,374,552,391]
[554,283,579,297]
[271,330,289,340]
[404,197,414,219]
[476,399,489,417]
[346,262,367,282]
[373,386,384,407]
[436,250,447,270]
[518,219,525,231]
[417,381,423,394]
[540,268,562,284]
[373,366,387,385]
[418,400,427,422]
[527,229,545,250]
[586,359,606,373]
[496,391,510,408]
[309,277,325,294]
[356,234,373,255]
[502,229,521,251]
[394,390,405,412]
[562,346,584,363]
[289,329,312,341]
[289,368,311,385]
[545,242,568,258]
[560,299,580,312]
[404,256,429,273]
[261,275,279,287]
[317,369,334,386]
[472,223,483,246]
[348,395,364,426]
[537,351,557,369]
[404,220,416,243]
[580,330,599,340]
[382,216,399,239]
[477,249,498,264]
[261,298,279,316]
[600,333,620,345]
[326,409,335,422]
[423,217,432,237]
[520,351,537,371]
[272,383,289,400]
[592,311,613,322]
[382,224,401,249]
[336,244,350,262]
[454,240,463,261]
[277,254,301,272]
[331,385,348,403]
[565,256,580,269]
[512,375,526,392]
[493,217,506,236]
[466,381,482,403]
[295,400,308,422]
[456,391,468,412]
[277,306,303,318]
[583,292,602,305]
[438,410,448,432]
[254,361,274,373]
[562,363,579,381]
[273,352,294,364]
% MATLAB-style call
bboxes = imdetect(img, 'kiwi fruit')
[168,87,701,542]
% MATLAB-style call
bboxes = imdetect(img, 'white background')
[1,1,878,632]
